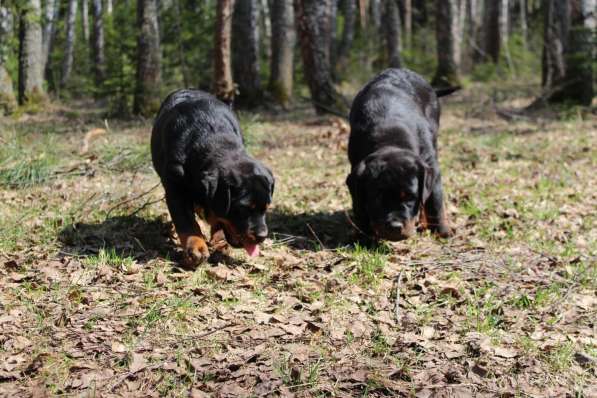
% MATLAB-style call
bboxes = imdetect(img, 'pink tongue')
[244,243,260,257]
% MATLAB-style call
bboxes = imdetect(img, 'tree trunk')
[106,0,113,15]
[213,0,235,103]
[0,5,16,114]
[432,0,461,87]
[133,0,162,116]
[81,0,90,42]
[269,0,295,107]
[382,0,402,68]
[91,0,106,85]
[370,0,381,29]
[329,0,338,68]
[61,0,78,87]
[260,0,272,59]
[542,0,594,105]
[482,0,501,62]
[336,0,357,73]
[232,0,262,106]
[519,0,528,49]
[403,0,412,47]
[18,0,46,105]
[295,0,348,115]
[41,0,58,71]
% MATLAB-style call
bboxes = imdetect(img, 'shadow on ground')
[268,209,356,251]
[58,215,176,262]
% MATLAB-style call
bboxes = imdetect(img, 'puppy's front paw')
[181,235,210,266]
[434,223,454,238]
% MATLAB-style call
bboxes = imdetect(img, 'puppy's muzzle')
[247,226,268,244]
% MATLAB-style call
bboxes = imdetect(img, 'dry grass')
[0,85,595,397]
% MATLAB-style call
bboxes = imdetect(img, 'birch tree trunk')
[133,0,162,115]
[81,0,90,42]
[18,0,46,104]
[0,5,16,113]
[269,0,295,107]
[91,0,106,85]
[41,0,58,70]
[61,0,78,87]
[232,0,262,106]
[295,0,348,115]
[213,0,235,103]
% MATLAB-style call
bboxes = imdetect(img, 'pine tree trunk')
[213,0,235,103]
[41,0,57,71]
[0,5,16,114]
[260,0,271,59]
[134,0,162,116]
[18,0,46,105]
[336,0,356,73]
[432,0,461,87]
[269,0,295,107]
[91,0,106,85]
[81,0,90,42]
[295,0,348,115]
[382,0,402,68]
[482,0,501,62]
[232,0,262,107]
[542,0,595,105]
[61,0,78,87]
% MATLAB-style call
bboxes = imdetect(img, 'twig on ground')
[394,270,404,325]
[344,210,367,236]
[129,196,164,217]
[176,322,237,341]
[105,183,161,219]
[306,223,326,250]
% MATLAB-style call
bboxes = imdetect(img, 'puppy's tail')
[434,86,462,98]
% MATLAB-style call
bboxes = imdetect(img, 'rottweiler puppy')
[151,89,274,265]
[346,68,456,241]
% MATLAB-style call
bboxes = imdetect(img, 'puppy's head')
[346,147,434,241]
[197,159,274,255]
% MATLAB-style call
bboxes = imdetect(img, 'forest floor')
[0,84,595,398]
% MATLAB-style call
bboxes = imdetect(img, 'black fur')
[151,89,274,256]
[346,68,452,240]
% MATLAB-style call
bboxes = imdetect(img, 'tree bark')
[91,0,106,85]
[106,0,113,15]
[482,0,501,62]
[336,0,357,73]
[232,0,262,106]
[269,0,295,107]
[213,0,235,103]
[81,0,90,42]
[61,0,78,87]
[0,5,16,114]
[18,0,46,105]
[295,0,348,115]
[382,0,402,68]
[542,0,594,105]
[403,0,412,47]
[519,0,528,49]
[432,0,461,87]
[41,0,58,71]
[133,0,162,116]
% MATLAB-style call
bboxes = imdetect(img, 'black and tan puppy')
[151,89,274,265]
[347,68,455,241]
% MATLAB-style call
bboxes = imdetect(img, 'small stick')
[105,183,160,219]
[394,270,404,325]
[306,222,326,250]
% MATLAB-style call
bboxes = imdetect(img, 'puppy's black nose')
[249,227,268,243]
[389,220,404,230]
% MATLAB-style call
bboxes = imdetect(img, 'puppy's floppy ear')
[199,170,231,216]
[417,159,435,204]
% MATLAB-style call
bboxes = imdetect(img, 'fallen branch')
[105,183,161,219]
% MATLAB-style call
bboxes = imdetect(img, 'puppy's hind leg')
[165,186,210,266]
[423,175,453,238]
